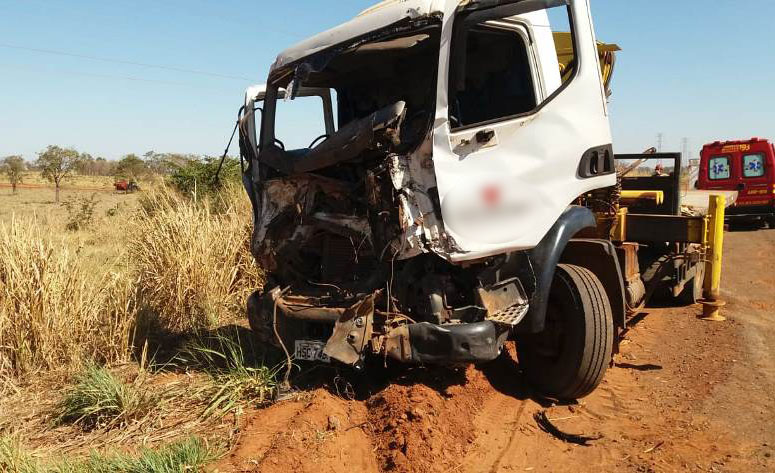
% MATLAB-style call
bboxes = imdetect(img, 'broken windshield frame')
[259,18,442,156]
[258,86,336,152]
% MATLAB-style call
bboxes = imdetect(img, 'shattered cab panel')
[250,16,447,286]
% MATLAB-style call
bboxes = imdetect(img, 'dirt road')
[212,229,775,473]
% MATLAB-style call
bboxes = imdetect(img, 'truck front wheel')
[517,264,614,399]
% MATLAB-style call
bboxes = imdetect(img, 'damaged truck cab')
[240,0,621,399]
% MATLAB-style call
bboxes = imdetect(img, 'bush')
[62,194,99,231]
[55,364,156,430]
[167,156,241,198]
[129,186,261,333]
[0,219,136,382]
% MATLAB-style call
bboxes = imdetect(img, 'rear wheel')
[517,264,613,399]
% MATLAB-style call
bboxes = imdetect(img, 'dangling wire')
[213,105,245,186]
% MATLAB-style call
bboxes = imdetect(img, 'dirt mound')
[212,389,378,473]
[365,366,493,472]
[213,364,497,473]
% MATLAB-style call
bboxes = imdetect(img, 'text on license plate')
[294,340,330,362]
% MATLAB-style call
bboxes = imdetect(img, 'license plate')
[294,340,330,363]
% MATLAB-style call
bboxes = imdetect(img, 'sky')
[1,0,774,162]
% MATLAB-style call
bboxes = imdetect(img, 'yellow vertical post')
[701,195,726,321]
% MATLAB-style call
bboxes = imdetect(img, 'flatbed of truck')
[682,189,738,214]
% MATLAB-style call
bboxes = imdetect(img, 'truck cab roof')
[271,0,443,73]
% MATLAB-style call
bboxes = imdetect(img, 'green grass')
[54,365,157,430]
[0,436,216,473]
[179,332,281,418]
[0,437,39,473]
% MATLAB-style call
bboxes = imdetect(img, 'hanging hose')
[273,298,293,389]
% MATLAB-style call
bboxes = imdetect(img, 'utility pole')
[681,137,690,193]
[657,133,664,170]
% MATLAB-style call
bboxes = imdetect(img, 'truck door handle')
[736,183,745,191]
[475,129,495,144]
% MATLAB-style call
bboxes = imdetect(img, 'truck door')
[432,0,615,261]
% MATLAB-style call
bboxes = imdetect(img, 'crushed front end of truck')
[238,11,523,368]
[239,0,623,400]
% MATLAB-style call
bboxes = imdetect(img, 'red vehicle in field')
[114,179,139,193]
[697,138,775,227]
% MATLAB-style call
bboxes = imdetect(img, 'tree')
[93,157,117,177]
[168,156,240,197]
[2,155,25,194]
[36,145,82,203]
[75,153,95,176]
[116,154,148,180]
[143,151,196,175]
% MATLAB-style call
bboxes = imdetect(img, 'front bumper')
[247,289,509,366]
[404,321,508,364]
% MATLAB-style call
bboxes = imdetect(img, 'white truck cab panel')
[429,0,615,261]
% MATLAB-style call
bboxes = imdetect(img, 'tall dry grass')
[129,185,262,333]
[0,181,262,388]
[0,218,136,383]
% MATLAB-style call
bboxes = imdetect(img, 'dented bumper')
[248,288,509,366]
[400,321,508,364]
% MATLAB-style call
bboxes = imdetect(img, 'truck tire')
[517,264,613,399]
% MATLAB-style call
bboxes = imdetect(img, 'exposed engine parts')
[249,286,516,367]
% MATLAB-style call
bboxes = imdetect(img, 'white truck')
[237,0,709,399]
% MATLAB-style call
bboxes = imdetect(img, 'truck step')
[486,301,529,326]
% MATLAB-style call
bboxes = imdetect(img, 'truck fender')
[519,206,597,333]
